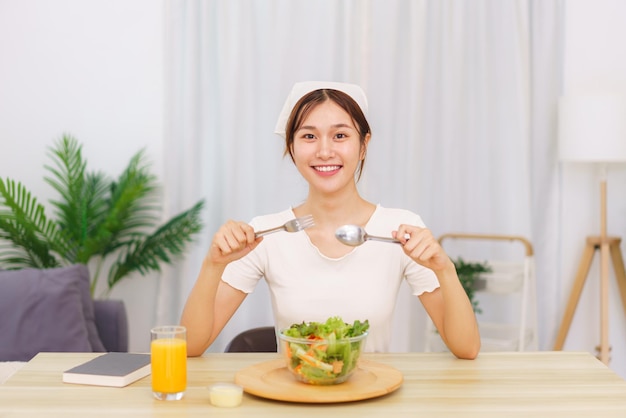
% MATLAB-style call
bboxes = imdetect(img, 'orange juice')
[151,337,187,393]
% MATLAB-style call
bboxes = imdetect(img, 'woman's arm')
[419,264,481,359]
[180,261,247,356]
[180,220,261,356]
[394,225,481,359]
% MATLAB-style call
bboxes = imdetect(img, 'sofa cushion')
[0,265,104,361]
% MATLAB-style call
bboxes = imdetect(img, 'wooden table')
[1,351,626,417]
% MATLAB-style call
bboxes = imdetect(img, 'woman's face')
[291,100,369,195]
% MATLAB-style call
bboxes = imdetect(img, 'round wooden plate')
[234,359,403,403]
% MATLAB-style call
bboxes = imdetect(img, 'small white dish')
[208,382,243,407]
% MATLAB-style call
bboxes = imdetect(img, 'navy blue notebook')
[63,352,151,387]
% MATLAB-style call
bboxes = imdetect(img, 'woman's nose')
[316,137,335,158]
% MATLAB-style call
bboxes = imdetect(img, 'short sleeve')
[221,209,294,293]
[366,206,440,296]
[221,242,267,293]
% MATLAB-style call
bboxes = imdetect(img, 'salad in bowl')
[278,316,369,385]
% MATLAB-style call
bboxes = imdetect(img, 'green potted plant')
[0,135,204,297]
[453,257,492,314]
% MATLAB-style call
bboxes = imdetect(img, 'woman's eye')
[303,133,316,140]
[335,133,347,139]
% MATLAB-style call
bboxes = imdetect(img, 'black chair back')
[224,326,277,353]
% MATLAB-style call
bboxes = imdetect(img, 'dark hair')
[284,89,371,181]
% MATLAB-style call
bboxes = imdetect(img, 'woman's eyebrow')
[297,123,356,133]
[299,123,354,130]
[331,123,354,129]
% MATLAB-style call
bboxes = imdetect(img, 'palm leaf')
[44,135,88,231]
[106,200,205,289]
[111,152,161,229]
[88,150,160,258]
[0,247,34,268]
[44,136,110,251]
[66,172,113,263]
[0,178,70,267]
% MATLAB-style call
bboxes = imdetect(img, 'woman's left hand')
[393,225,451,272]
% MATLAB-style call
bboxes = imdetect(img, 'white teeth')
[315,165,340,172]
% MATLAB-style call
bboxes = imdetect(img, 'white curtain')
[160,0,563,353]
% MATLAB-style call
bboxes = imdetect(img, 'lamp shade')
[558,93,626,162]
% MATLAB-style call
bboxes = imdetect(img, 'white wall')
[560,0,626,378]
[0,0,164,352]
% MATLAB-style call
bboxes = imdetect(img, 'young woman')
[181,81,480,359]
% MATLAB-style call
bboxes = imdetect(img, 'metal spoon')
[334,224,403,247]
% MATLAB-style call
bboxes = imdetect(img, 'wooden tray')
[234,359,403,403]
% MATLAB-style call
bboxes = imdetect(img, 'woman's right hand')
[207,220,262,266]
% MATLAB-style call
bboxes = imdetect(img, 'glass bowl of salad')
[278,317,369,385]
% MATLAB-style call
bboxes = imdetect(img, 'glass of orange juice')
[150,325,187,400]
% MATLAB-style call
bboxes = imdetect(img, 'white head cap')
[274,81,368,138]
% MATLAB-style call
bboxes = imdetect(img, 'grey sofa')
[93,299,128,352]
[0,265,128,361]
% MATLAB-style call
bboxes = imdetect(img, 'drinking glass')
[150,325,187,400]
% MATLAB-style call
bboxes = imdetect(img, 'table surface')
[1,351,626,417]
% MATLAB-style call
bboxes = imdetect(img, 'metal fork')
[254,215,315,237]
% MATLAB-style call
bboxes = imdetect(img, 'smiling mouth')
[313,165,342,172]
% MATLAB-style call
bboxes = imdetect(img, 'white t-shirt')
[222,205,440,352]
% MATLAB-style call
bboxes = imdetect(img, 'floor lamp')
[553,93,626,365]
